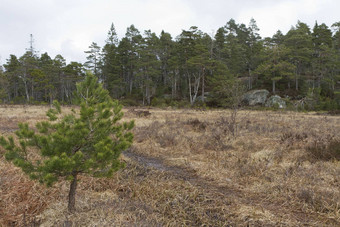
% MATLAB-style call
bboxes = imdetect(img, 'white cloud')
[0,0,339,63]
[237,0,338,37]
[237,1,298,37]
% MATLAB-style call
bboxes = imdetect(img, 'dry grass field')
[0,105,339,226]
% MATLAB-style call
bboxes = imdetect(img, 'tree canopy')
[1,19,339,110]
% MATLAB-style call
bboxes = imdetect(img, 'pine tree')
[0,66,8,102]
[117,25,143,95]
[0,72,134,213]
[106,23,119,46]
[84,42,102,78]
[178,26,211,105]
[102,23,122,97]
[53,55,67,102]
[284,21,313,91]
[19,51,39,102]
[255,44,296,94]
[137,30,161,105]
[214,27,227,61]
[159,30,173,87]
[38,52,56,103]
[58,61,84,104]
[246,18,263,89]
[3,55,22,101]
[224,19,248,75]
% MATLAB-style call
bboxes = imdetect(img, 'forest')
[1,19,339,110]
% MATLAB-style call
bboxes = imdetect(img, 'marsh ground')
[0,105,339,226]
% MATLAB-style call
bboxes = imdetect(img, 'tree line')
[1,19,339,110]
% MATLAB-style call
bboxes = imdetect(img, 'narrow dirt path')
[123,149,242,196]
[123,149,336,226]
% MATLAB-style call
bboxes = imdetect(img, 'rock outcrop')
[242,89,269,106]
[265,95,286,108]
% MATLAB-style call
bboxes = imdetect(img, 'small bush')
[327,110,340,115]
[170,100,190,108]
[12,96,26,104]
[185,118,207,131]
[120,98,140,106]
[128,109,151,118]
[157,130,179,148]
[203,130,232,151]
[193,101,208,110]
[280,131,308,144]
[297,188,340,214]
[151,97,168,107]
[306,137,340,162]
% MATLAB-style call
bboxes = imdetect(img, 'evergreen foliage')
[0,72,134,212]
[1,19,339,110]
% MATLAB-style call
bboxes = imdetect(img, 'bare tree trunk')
[14,81,19,98]
[201,73,205,102]
[248,68,252,90]
[49,87,53,105]
[129,78,133,94]
[174,77,177,98]
[146,85,151,105]
[22,78,30,102]
[191,75,201,105]
[295,69,299,91]
[172,77,175,99]
[68,172,78,213]
[188,74,193,104]
[31,80,34,101]
[172,70,178,99]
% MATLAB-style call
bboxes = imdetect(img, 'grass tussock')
[0,105,339,226]
[306,137,340,162]
[0,160,61,226]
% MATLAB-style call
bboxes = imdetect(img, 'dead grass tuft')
[0,159,62,226]
[185,118,207,131]
[127,108,152,118]
[305,136,340,162]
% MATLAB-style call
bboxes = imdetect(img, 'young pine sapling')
[0,73,134,213]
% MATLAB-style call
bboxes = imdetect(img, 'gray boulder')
[243,89,269,106]
[265,95,286,108]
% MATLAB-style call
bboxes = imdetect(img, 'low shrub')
[151,97,168,107]
[185,118,207,131]
[327,110,340,115]
[193,101,208,110]
[120,98,140,106]
[306,137,340,162]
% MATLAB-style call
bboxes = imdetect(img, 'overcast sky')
[0,0,339,64]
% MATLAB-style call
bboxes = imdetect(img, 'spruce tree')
[0,72,134,213]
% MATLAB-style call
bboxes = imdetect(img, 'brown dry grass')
[0,105,339,226]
